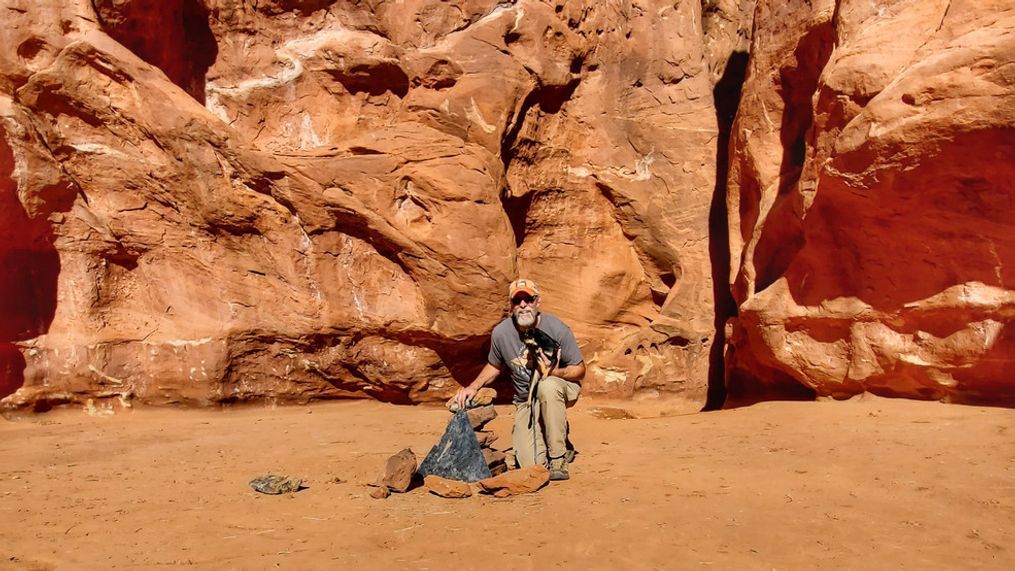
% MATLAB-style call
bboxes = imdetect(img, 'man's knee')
[536,376,566,402]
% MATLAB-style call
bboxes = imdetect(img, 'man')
[454,279,586,481]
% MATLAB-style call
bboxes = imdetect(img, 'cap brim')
[510,287,538,298]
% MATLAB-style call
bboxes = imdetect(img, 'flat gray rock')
[249,475,304,495]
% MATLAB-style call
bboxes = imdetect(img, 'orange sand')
[2,396,1013,569]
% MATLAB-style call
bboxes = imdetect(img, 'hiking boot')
[548,458,570,481]
[563,448,577,464]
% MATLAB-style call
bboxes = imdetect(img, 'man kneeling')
[454,279,585,481]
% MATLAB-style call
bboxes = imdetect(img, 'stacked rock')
[450,388,509,476]
[414,390,550,499]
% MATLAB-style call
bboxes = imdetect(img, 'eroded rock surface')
[724,0,1015,405]
[0,0,721,410]
[2,0,1011,411]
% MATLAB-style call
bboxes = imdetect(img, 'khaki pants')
[513,376,581,467]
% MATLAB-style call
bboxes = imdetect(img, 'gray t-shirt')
[487,312,584,403]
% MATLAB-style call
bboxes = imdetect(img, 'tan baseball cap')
[508,278,540,299]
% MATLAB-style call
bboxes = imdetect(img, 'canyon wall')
[1,0,1011,411]
[0,0,727,410]
[725,0,1015,406]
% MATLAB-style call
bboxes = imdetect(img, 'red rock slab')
[482,448,506,467]
[423,475,472,499]
[475,431,499,447]
[489,461,508,477]
[478,465,549,497]
[466,405,497,430]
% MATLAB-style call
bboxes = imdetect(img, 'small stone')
[380,448,417,492]
[475,431,499,447]
[424,475,472,498]
[482,448,506,467]
[478,465,549,496]
[489,461,508,476]
[370,486,390,499]
[466,405,497,429]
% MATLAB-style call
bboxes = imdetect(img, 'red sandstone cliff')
[724,0,1015,406]
[0,0,1011,411]
[1,0,722,410]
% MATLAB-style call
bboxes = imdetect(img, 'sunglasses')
[511,294,537,306]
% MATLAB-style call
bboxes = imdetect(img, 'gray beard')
[514,310,537,328]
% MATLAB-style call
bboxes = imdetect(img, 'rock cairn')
[371,388,549,499]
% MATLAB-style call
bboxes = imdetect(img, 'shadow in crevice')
[500,78,581,171]
[724,356,818,409]
[326,63,410,98]
[704,51,749,411]
[502,191,535,248]
[752,22,835,295]
[0,344,27,401]
[93,0,218,103]
[0,134,61,400]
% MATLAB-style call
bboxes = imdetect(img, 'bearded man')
[454,279,586,481]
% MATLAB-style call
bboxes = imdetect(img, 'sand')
[1,396,1013,569]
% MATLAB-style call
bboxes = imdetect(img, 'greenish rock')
[249,475,304,494]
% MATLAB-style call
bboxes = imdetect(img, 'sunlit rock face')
[724,0,1015,406]
[0,0,725,409]
[4,0,1009,412]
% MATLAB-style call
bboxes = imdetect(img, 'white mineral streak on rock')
[299,113,323,148]
[465,97,498,134]
[565,153,655,182]
[69,143,129,158]
[205,28,370,119]
[88,365,125,385]
[161,338,214,348]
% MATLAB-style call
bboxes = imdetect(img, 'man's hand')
[454,385,479,411]
[538,349,559,376]
[455,363,502,410]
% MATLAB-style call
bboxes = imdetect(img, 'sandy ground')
[1,395,1013,570]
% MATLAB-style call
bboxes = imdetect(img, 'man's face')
[511,293,539,327]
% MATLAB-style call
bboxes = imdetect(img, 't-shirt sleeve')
[487,328,505,367]
[557,324,583,366]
